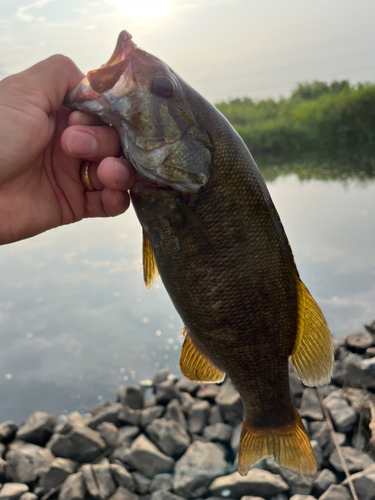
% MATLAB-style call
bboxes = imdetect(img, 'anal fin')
[238,409,316,476]
[290,275,334,386]
[143,229,159,291]
[180,328,225,383]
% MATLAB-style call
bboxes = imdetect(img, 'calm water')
[1,154,375,423]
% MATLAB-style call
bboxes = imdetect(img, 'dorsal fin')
[290,275,333,386]
[180,328,225,383]
[142,229,159,291]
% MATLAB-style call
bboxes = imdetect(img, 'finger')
[84,188,130,218]
[69,110,104,127]
[61,124,121,162]
[97,157,136,191]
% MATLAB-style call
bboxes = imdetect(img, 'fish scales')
[64,30,333,476]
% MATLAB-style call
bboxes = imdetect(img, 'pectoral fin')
[180,328,225,383]
[143,230,159,291]
[290,275,333,386]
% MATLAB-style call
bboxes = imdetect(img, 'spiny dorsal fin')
[238,409,316,476]
[180,328,225,383]
[142,229,159,291]
[290,275,333,386]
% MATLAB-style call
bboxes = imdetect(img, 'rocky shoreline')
[1,324,375,500]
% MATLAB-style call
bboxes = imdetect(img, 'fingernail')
[117,190,126,204]
[114,160,129,184]
[67,130,97,156]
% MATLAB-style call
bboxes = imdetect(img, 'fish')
[64,30,333,476]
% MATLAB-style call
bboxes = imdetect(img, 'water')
[0,154,375,423]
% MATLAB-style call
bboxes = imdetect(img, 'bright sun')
[107,0,172,19]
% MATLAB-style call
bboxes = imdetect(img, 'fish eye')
[151,76,175,99]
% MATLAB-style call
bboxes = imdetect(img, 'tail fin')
[238,409,316,476]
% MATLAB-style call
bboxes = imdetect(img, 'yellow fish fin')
[180,328,225,383]
[142,229,159,291]
[238,409,317,476]
[290,275,334,386]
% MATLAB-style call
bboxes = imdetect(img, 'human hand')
[0,55,135,246]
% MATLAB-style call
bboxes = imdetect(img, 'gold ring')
[80,161,96,192]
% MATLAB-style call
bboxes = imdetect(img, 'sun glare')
[107,0,171,19]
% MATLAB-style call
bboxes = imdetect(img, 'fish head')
[64,30,213,192]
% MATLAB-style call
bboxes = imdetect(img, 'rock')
[47,425,106,462]
[81,463,116,499]
[323,390,357,433]
[156,380,179,405]
[311,440,323,470]
[175,379,199,395]
[0,458,5,482]
[97,422,119,447]
[309,421,330,449]
[89,400,114,416]
[146,418,190,457]
[19,494,38,500]
[289,372,304,408]
[118,406,140,427]
[0,422,18,443]
[132,471,150,494]
[312,468,337,497]
[144,396,158,408]
[165,399,186,428]
[16,412,57,447]
[196,384,221,401]
[346,332,373,353]
[110,464,135,491]
[140,406,165,428]
[208,406,224,425]
[365,320,375,335]
[231,423,242,455]
[125,434,174,477]
[150,491,185,500]
[323,431,346,458]
[332,360,344,386]
[58,471,86,500]
[55,412,86,434]
[5,443,54,483]
[239,497,266,500]
[366,347,375,358]
[108,487,139,500]
[188,400,210,434]
[203,423,233,444]
[209,470,288,499]
[149,473,173,492]
[117,387,144,409]
[179,392,196,414]
[329,446,374,473]
[265,459,313,496]
[342,463,375,500]
[342,354,375,390]
[110,427,141,463]
[351,432,367,451]
[0,483,29,500]
[290,496,316,500]
[319,484,352,500]
[153,369,170,387]
[0,443,5,458]
[215,379,243,426]
[87,403,123,429]
[298,388,324,421]
[173,441,228,498]
[42,457,76,493]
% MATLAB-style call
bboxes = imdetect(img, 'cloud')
[15,0,56,22]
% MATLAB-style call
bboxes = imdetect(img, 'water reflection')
[0,154,374,422]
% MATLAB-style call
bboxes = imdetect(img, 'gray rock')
[209,470,288,499]
[299,388,324,421]
[146,418,190,457]
[140,406,165,428]
[150,491,185,500]
[117,426,140,447]
[239,497,266,500]
[289,372,304,408]
[42,457,76,493]
[156,380,179,405]
[97,422,119,447]
[110,464,135,491]
[346,332,373,353]
[323,391,357,433]
[19,494,38,500]
[329,446,374,473]
[191,434,210,443]
[132,471,150,494]
[0,483,29,500]
[173,441,228,498]
[0,422,18,443]
[311,440,323,470]
[188,400,210,434]
[89,400,114,416]
[342,463,375,500]
[342,355,375,390]
[81,463,116,499]
[231,423,242,455]
[6,443,54,483]
[16,412,57,446]
[179,392,196,414]
[58,471,86,500]
[153,369,170,387]
[165,399,186,428]
[149,473,173,492]
[265,459,313,496]
[366,347,375,358]
[309,421,330,449]
[365,320,375,335]
[125,434,174,477]
[312,468,337,497]
[55,412,86,434]
[332,360,344,386]
[0,457,5,482]
[323,431,346,458]
[47,425,106,462]
[290,496,316,500]
[0,443,5,458]
[144,395,158,408]
[203,423,233,444]
[117,387,144,409]
[351,432,367,451]
[175,379,200,395]
[87,403,123,429]
[108,487,139,500]
[196,384,221,401]
[319,484,352,500]
[215,379,243,426]
[118,406,140,427]
[208,406,224,425]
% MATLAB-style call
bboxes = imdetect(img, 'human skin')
[0,54,135,246]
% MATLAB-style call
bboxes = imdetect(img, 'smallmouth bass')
[65,31,333,476]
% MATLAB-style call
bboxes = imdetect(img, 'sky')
[0,0,374,102]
